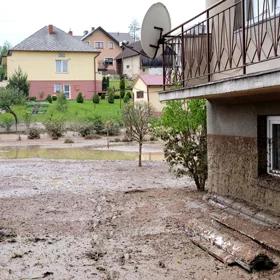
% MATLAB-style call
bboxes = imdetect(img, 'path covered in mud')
[0,160,279,279]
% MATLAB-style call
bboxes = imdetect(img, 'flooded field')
[0,146,164,161]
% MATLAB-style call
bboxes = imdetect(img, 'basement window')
[267,116,280,176]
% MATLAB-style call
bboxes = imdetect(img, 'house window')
[136,91,144,99]
[246,0,280,21]
[63,84,71,99]
[267,116,280,176]
[108,41,114,49]
[95,41,104,49]
[54,84,62,93]
[104,58,113,66]
[56,60,68,73]
[53,84,70,99]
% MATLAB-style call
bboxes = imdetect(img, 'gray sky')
[0,0,205,46]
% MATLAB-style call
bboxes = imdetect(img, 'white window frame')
[56,59,68,73]
[94,41,104,49]
[54,84,62,93]
[267,116,280,176]
[63,84,71,99]
[104,57,113,66]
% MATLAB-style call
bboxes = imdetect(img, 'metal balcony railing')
[162,0,280,90]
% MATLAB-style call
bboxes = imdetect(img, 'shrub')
[108,92,114,104]
[114,94,120,99]
[84,134,101,140]
[44,116,65,140]
[56,93,67,112]
[77,115,104,137]
[101,93,106,100]
[126,92,132,99]
[28,127,40,139]
[46,94,52,103]
[28,96,37,101]
[120,75,125,99]
[123,93,130,103]
[7,67,29,97]
[23,110,32,130]
[52,95,57,101]
[76,92,84,103]
[64,138,74,144]
[105,121,120,136]
[0,114,14,132]
[92,94,100,104]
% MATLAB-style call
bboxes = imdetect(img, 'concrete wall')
[207,99,280,215]
[123,56,141,79]
[84,30,122,74]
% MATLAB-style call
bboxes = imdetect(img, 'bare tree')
[128,19,140,42]
[123,102,152,167]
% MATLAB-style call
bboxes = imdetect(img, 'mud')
[0,159,279,279]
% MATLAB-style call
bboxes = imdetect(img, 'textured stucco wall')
[7,51,101,81]
[207,100,280,215]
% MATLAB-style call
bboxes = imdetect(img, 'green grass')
[108,79,133,91]
[11,100,122,124]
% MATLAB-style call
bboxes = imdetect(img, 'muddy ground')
[0,159,279,279]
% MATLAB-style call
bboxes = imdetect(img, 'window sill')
[256,175,280,192]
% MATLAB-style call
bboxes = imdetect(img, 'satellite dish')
[141,2,171,59]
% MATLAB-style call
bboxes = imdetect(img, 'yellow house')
[133,74,164,113]
[7,25,101,100]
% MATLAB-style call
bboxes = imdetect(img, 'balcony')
[161,0,280,99]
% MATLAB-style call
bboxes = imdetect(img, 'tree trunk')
[9,109,20,140]
[138,141,142,167]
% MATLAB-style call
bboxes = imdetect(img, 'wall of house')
[7,51,101,99]
[84,30,122,74]
[133,79,164,113]
[207,98,280,215]
[123,56,141,79]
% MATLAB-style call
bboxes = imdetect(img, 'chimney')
[68,30,73,36]
[83,30,88,36]
[91,27,95,32]
[48,24,54,34]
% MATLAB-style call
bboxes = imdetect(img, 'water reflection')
[0,146,164,161]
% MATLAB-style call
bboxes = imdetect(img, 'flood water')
[0,146,164,161]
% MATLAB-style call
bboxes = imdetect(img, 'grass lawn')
[109,79,133,91]
[11,99,123,124]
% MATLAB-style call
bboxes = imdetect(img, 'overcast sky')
[0,0,205,46]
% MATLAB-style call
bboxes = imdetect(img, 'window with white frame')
[95,41,104,49]
[267,116,280,176]
[104,58,113,66]
[246,0,280,21]
[108,41,114,49]
[54,84,62,93]
[56,60,68,73]
[53,84,71,99]
[63,84,71,99]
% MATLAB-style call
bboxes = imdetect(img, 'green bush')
[28,127,40,139]
[76,92,84,103]
[52,95,57,101]
[92,94,100,104]
[105,121,120,136]
[101,93,106,100]
[0,114,14,132]
[44,116,65,140]
[76,115,104,137]
[23,110,32,130]
[7,67,29,97]
[64,138,74,144]
[114,94,120,99]
[126,92,132,99]
[46,94,52,103]
[108,92,114,104]
[123,93,130,103]
[56,93,68,112]
[28,96,37,101]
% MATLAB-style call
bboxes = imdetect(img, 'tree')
[76,92,84,103]
[0,87,25,134]
[129,19,140,42]
[119,75,126,108]
[7,67,29,97]
[123,102,152,167]
[152,100,207,191]
[56,92,68,112]
[0,41,11,58]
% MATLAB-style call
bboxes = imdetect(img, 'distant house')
[7,25,102,100]
[133,74,164,113]
[81,27,132,74]
[116,41,163,79]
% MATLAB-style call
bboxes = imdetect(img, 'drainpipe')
[94,52,100,95]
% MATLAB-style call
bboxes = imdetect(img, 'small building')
[81,26,132,74]
[133,74,164,113]
[7,25,102,100]
[115,41,163,79]
[159,0,280,215]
